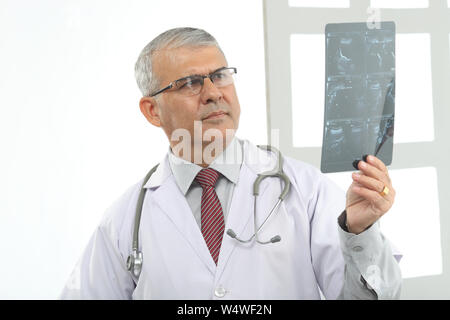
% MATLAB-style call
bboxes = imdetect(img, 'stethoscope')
[127,145,291,278]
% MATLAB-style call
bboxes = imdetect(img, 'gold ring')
[380,186,389,196]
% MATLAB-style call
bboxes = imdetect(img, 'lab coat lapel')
[216,140,273,277]
[144,156,216,275]
[142,140,276,278]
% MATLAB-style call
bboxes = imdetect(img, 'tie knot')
[195,168,220,189]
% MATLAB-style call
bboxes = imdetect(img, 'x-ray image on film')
[320,21,395,173]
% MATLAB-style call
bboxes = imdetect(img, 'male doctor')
[61,27,402,300]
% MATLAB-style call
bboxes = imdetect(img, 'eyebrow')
[179,66,227,79]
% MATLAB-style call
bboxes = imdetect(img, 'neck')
[170,136,234,167]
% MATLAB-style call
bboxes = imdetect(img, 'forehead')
[152,46,227,82]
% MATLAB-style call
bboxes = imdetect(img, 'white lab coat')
[61,139,401,299]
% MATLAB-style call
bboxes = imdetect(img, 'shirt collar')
[168,136,243,195]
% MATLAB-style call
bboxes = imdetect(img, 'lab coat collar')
[140,138,277,275]
[166,136,243,195]
[142,153,172,190]
[143,138,277,190]
[241,139,278,175]
[213,139,276,277]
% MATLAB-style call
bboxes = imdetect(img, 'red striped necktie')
[195,168,225,265]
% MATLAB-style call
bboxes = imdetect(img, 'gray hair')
[135,27,225,97]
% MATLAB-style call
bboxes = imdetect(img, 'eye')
[179,77,202,89]
[211,71,227,81]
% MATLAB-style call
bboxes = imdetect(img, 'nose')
[200,77,223,105]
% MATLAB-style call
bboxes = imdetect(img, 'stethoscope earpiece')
[128,145,290,278]
[225,145,290,246]
[270,235,281,243]
[226,229,237,239]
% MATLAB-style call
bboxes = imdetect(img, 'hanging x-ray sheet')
[320,21,395,173]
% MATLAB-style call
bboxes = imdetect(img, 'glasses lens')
[210,68,235,87]
[176,76,203,96]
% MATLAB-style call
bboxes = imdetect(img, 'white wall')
[264,0,450,299]
[0,0,266,299]
[2,0,449,300]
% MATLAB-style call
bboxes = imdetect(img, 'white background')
[1,0,449,299]
[266,0,450,299]
[0,0,266,299]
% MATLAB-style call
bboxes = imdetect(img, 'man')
[60,27,402,299]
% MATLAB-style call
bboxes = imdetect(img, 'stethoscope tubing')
[128,145,290,277]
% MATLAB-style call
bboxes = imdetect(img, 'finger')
[365,155,389,176]
[352,172,385,193]
[367,154,392,185]
[357,159,391,187]
[351,174,395,204]
[351,185,392,210]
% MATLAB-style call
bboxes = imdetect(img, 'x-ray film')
[320,21,395,173]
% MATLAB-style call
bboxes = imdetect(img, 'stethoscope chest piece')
[226,145,290,245]
[127,250,143,278]
[127,145,291,278]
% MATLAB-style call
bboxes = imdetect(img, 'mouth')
[203,111,228,120]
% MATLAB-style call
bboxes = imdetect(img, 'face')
[140,46,241,152]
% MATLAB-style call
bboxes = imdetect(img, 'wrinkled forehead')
[152,46,228,84]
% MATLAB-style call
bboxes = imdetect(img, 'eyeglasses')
[150,67,237,97]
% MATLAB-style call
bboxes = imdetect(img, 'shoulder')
[283,155,324,184]
[240,137,324,182]
[98,158,169,238]
[284,155,345,196]
[97,178,145,242]
[240,137,345,202]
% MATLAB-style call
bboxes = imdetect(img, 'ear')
[139,96,162,127]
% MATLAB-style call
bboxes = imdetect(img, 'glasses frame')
[149,67,237,97]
